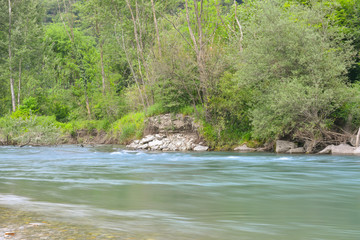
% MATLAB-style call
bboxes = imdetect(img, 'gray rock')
[193,145,209,151]
[353,147,360,155]
[332,144,355,155]
[155,134,166,140]
[138,144,149,150]
[276,140,297,153]
[304,141,316,153]
[318,145,333,154]
[140,135,156,144]
[234,144,256,152]
[126,142,139,149]
[349,135,357,147]
[287,147,305,154]
[148,139,163,148]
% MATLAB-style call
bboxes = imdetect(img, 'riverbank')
[1,112,359,155]
[0,207,134,240]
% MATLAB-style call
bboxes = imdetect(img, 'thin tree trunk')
[17,58,22,106]
[185,0,208,113]
[356,127,360,148]
[234,0,243,52]
[100,40,106,95]
[126,0,152,106]
[8,0,16,112]
[111,2,147,111]
[120,30,147,110]
[57,0,73,43]
[185,0,199,54]
[85,88,91,119]
[63,0,74,41]
[150,0,161,57]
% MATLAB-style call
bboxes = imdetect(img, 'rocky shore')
[0,207,131,240]
[126,113,208,151]
[232,140,360,155]
[126,114,360,155]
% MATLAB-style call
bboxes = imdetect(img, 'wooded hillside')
[1,0,360,150]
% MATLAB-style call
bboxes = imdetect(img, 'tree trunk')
[100,40,106,95]
[112,2,148,111]
[57,0,73,43]
[125,0,151,106]
[234,0,243,52]
[151,0,161,57]
[18,58,22,106]
[8,0,16,112]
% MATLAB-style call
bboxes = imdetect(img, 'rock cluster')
[126,134,208,151]
[274,140,360,155]
[318,144,360,155]
[126,113,208,151]
[233,144,266,152]
[144,113,199,135]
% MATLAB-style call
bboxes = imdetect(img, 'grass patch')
[111,112,145,144]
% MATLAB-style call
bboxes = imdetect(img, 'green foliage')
[52,102,70,123]
[146,103,167,117]
[0,115,62,145]
[235,0,355,142]
[111,112,145,144]
[1,0,360,148]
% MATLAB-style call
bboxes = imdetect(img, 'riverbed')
[0,145,359,239]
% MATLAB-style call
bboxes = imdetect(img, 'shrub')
[0,115,62,145]
[111,112,145,144]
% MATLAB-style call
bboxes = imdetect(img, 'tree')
[235,0,355,147]
[8,0,15,112]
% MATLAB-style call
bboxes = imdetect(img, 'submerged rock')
[287,147,305,154]
[234,144,256,152]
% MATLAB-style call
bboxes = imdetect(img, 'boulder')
[138,144,149,150]
[276,140,297,153]
[155,134,166,140]
[331,144,355,155]
[144,114,198,135]
[318,145,333,154]
[148,139,164,151]
[304,141,316,153]
[140,135,156,144]
[318,144,356,155]
[234,144,256,152]
[287,147,305,154]
[193,145,209,151]
[353,147,360,155]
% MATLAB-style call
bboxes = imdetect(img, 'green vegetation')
[1,0,360,150]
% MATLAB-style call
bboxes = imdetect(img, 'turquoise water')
[0,145,359,240]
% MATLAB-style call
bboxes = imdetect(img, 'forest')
[0,0,360,151]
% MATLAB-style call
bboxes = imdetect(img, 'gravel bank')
[0,207,140,240]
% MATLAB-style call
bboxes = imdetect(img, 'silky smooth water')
[0,145,359,240]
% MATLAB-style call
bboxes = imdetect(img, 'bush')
[235,0,355,142]
[111,112,145,144]
[146,102,167,117]
[0,115,62,145]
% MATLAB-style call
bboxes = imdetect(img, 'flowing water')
[0,145,359,240]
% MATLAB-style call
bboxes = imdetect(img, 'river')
[0,145,359,240]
